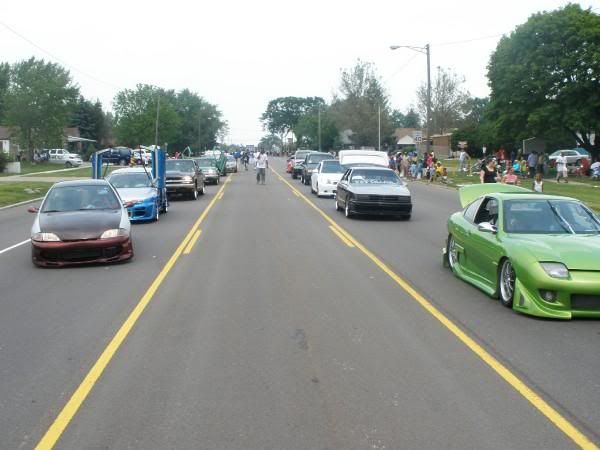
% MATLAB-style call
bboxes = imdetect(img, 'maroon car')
[29,179,134,267]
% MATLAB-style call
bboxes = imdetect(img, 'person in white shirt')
[256,150,268,184]
[555,153,568,183]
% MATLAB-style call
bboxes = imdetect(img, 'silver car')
[549,149,590,165]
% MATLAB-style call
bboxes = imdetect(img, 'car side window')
[463,199,483,223]
[474,197,499,225]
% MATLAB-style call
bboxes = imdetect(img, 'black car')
[165,159,205,200]
[101,147,132,165]
[335,166,412,219]
[300,152,333,185]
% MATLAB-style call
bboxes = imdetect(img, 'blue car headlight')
[540,262,569,279]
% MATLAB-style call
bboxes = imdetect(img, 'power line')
[0,20,123,90]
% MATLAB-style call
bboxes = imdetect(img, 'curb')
[0,197,44,211]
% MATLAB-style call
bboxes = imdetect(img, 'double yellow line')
[272,167,598,450]
[35,177,231,450]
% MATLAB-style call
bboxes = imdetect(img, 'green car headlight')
[540,262,569,279]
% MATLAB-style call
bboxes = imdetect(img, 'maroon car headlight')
[100,228,129,239]
[32,232,61,242]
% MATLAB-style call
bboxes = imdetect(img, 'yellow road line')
[293,190,300,197]
[217,192,224,200]
[183,229,202,254]
[329,225,354,247]
[35,176,232,450]
[271,167,598,450]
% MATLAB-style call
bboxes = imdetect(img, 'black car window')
[349,169,400,185]
[321,161,344,173]
[166,160,195,172]
[463,199,483,223]
[307,154,331,164]
[474,197,499,225]
[43,185,120,212]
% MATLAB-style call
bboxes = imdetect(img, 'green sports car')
[444,184,600,319]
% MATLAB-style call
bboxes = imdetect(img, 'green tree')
[258,134,283,152]
[5,58,79,159]
[113,84,181,147]
[417,67,469,135]
[295,109,338,150]
[404,108,421,128]
[330,60,393,148]
[0,62,10,123]
[70,96,106,144]
[487,4,600,156]
[261,96,325,145]
[172,89,227,153]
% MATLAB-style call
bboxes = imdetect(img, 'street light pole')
[318,107,322,151]
[390,43,432,155]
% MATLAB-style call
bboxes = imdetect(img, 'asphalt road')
[0,159,598,449]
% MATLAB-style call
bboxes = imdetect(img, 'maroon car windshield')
[42,185,121,212]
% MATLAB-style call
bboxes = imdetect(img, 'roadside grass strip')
[271,167,598,450]
[35,176,231,450]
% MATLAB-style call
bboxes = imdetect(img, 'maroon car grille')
[570,295,600,310]
[41,246,122,263]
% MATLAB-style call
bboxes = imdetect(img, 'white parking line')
[0,239,30,256]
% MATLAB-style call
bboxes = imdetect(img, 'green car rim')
[448,235,458,270]
[500,259,515,307]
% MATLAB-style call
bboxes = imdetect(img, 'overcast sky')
[1,0,596,145]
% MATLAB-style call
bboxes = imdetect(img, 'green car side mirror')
[478,222,497,234]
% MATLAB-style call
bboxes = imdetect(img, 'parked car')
[300,152,334,185]
[165,159,205,200]
[46,149,83,167]
[338,149,389,168]
[311,160,345,197]
[28,179,133,267]
[225,154,238,173]
[193,157,221,185]
[292,150,314,179]
[548,148,590,166]
[335,166,412,219]
[132,149,152,165]
[444,184,600,319]
[101,147,133,166]
[107,167,167,222]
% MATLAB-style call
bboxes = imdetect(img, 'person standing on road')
[256,149,268,185]
[555,153,568,183]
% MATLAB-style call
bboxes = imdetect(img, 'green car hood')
[459,184,530,208]
[507,234,600,271]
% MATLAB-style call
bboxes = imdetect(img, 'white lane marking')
[0,239,30,255]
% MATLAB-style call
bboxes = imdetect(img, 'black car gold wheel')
[499,259,515,307]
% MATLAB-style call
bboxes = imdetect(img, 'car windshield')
[109,173,153,188]
[194,158,216,168]
[166,160,195,172]
[307,154,331,164]
[295,152,310,160]
[350,169,401,185]
[504,199,600,234]
[42,184,121,212]
[321,161,344,173]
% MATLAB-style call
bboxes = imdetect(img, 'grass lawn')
[420,159,600,212]
[0,161,80,177]
[22,165,119,178]
[0,182,53,207]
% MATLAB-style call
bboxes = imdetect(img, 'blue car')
[107,168,167,222]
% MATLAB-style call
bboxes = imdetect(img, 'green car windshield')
[504,199,600,234]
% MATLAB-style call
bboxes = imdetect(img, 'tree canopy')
[260,96,325,144]
[487,4,599,155]
[4,58,79,158]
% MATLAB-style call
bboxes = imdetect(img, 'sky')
[1,0,597,145]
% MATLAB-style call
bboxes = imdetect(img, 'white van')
[46,149,83,167]
[338,150,389,168]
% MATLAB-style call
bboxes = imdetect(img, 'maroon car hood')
[39,210,122,240]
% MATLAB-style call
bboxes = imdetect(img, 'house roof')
[397,135,415,145]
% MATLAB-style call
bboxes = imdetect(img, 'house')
[0,126,20,157]
[430,133,453,157]
[0,126,89,157]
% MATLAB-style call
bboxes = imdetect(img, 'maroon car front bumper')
[31,236,133,267]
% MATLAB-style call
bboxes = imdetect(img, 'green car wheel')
[447,235,459,271]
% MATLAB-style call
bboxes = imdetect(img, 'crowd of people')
[388,151,449,184]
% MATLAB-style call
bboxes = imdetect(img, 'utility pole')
[425,43,431,155]
[198,117,202,154]
[154,96,160,149]
[389,43,432,155]
[318,107,322,151]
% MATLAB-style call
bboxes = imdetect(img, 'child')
[533,173,543,193]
